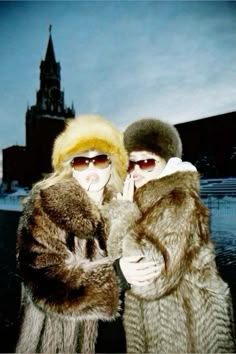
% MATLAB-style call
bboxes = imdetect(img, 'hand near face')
[117,174,134,202]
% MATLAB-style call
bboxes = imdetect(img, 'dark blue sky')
[1,1,236,176]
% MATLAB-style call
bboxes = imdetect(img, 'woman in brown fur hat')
[105,118,235,353]
[15,114,158,353]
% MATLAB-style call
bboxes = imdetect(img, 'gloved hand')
[117,174,134,202]
[119,255,161,287]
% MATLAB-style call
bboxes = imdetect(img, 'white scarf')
[158,157,197,179]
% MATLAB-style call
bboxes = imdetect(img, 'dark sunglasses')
[128,159,156,173]
[71,154,111,171]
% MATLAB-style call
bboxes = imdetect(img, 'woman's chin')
[134,178,145,189]
[87,183,104,193]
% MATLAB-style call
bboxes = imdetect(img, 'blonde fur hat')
[52,114,128,187]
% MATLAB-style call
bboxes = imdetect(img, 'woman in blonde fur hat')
[15,114,158,353]
[105,117,235,353]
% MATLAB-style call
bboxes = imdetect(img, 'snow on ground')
[0,188,28,211]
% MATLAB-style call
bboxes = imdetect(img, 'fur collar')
[39,177,115,235]
[134,171,200,213]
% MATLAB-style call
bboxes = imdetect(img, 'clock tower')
[26,27,75,185]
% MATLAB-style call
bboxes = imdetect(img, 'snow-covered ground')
[0,188,28,211]
[202,196,236,254]
[200,178,236,255]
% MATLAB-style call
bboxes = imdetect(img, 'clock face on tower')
[49,86,61,100]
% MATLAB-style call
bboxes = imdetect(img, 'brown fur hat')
[124,118,182,161]
[52,114,128,183]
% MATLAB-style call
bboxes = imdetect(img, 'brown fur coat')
[15,178,121,353]
[105,171,235,353]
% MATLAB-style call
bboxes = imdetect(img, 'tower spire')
[45,25,56,63]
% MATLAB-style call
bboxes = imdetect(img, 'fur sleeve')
[126,190,211,300]
[16,187,120,321]
[102,200,141,259]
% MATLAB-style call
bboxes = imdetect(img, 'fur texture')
[106,171,236,353]
[15,178,121,353]
[52,114,128,182]
[124,118,182,160]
